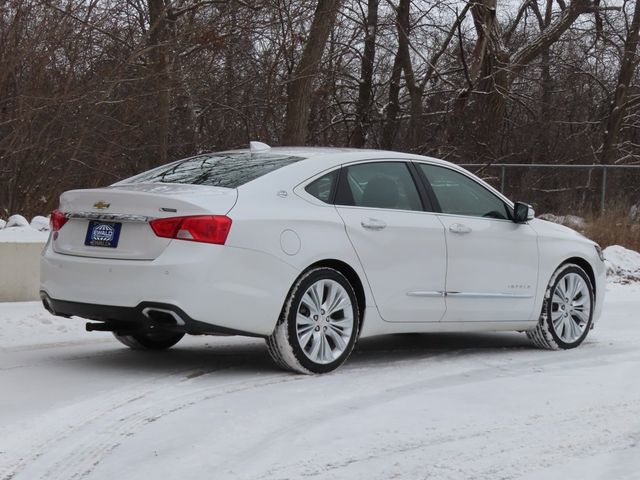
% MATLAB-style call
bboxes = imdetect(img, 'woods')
[1,0,640,216]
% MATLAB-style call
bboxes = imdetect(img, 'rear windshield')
[119,152,304,188]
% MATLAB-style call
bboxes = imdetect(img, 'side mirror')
[513,202,535,223]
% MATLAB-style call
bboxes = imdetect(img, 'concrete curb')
[0,242,46,302]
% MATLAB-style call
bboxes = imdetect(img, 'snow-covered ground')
[1,280,639,479]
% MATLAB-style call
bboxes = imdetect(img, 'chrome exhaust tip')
[141,307,186,327]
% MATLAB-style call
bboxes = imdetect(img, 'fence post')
[500,166,506,193]
[600,166,607,214]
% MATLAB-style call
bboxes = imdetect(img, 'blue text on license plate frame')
[84,221,122,248]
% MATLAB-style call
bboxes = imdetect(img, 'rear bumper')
[40,292,260,336]
[40,239,297,336]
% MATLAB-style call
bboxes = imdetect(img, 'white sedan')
[40,144,606,373]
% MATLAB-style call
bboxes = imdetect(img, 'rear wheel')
[527,264,594,350]
[113,331,185,350]
[266,267,360,374]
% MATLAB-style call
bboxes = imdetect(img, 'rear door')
[416,162,539,322]
[334,161,447,323]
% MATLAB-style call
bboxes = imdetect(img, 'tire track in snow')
[0,362,295,480]
[2,339,637,480]
[218,345,640,479]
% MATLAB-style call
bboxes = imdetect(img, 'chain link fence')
[459,164,640,216]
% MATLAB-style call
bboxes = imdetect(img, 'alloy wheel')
[295,279,354,365]
[550,272,591,344]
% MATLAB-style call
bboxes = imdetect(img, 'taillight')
[150,215,232,245]
[50,209,68,232]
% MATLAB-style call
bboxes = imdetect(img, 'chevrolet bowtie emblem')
[93,201,110,210]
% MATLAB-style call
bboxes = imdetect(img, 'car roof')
[229,146,459,187]
[224,146,458,172]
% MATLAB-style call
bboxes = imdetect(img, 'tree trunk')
[381,0,420,150]
[600,0,640,165]
[282,0,341,145]
[147,0,171,166]
[395,0,423,150]
[350,0,379,147]
[381,46,403,150]
[536,0,554,163]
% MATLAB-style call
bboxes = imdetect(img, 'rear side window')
[335,162,423,211]
[305,170,338,203]
[119,153,304,188]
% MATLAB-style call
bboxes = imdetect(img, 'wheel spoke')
[307,331,322,361]
[323,282,339,312]
[327,297,347,317]
[551,313,564,331]
[329,316,352,327]
[557,278,568,300]
[552,292,565,305]
[310,282,324,312]
[297,313,314,326]
[568,316,581,339]
[566,275,577,300]
[573,309,589,325]
[326,326,347,351]
[571,297,588,308]
[298,327,315,348]
[321,334,333,362]
[301,293,320,316]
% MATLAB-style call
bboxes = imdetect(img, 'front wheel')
[527,264,594,350]
[113,331,185,350]
[266,267,360,374]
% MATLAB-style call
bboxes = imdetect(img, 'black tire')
[266,267,360,374]
[113,331,185,350]
[527,263,594,350]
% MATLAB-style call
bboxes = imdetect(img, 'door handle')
[361,218,387,230]
[449,223,472,234]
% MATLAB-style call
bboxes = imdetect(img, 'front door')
[416,163,539,322]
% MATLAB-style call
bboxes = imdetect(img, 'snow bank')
[30,216,50,232]
[0,214,50,243]
[5,214,29,228]
[604,245,640,284]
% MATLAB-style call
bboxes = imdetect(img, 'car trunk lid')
[53,183,237,260]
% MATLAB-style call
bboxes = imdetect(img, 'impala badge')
[93,201,110,210]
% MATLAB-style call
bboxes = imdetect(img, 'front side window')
[118,153,304,189]
[418,164,511,220]
[336,162,423,211]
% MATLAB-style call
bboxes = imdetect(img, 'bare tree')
[282,0,341,145]
[350,0,379,147]
[601,0,640,165]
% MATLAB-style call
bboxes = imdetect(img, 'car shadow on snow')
[350,331,535,364]
[56,331,536,377]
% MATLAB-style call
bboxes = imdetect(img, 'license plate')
[84,221,122,248]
